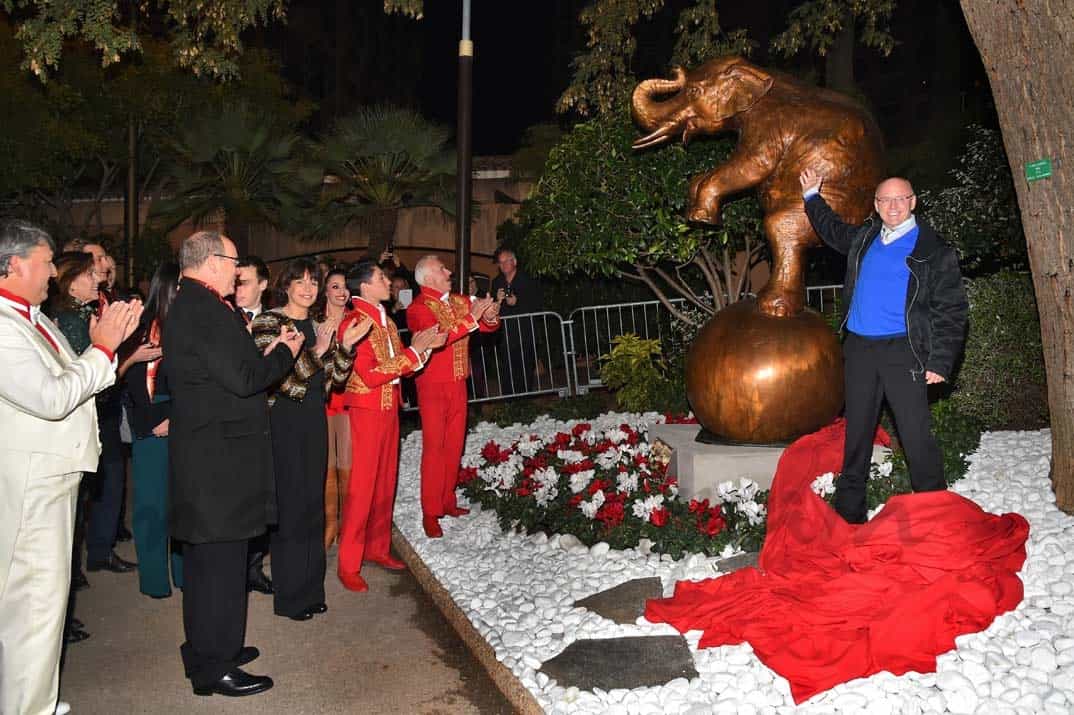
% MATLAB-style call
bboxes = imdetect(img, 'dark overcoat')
[164,279,294,543]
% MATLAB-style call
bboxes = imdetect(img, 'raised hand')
[89,300,143,352]
[341,316,373,351]
[799,168,823,194]
[314,322,334,356]
[470,295,494,319]
[279,325,306,358]
[482,301,500,322]
[411,326,447,352]
[128,341,163,364]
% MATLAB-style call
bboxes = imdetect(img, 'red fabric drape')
[645,419,1029,703]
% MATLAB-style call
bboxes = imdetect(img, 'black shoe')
[192,668,273,697]
[86,551,137,573]
[116,525,133,542]
[285,609,314,622]
[72,570,90,590]
[236,646,260,667]
[246,570,273,595]
[307,603,327,615]
[64,627,90,644]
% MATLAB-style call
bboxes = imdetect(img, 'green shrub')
[600,334,678,414]
[952,271,1047,431]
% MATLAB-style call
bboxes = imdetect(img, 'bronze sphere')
[685,300,844,444]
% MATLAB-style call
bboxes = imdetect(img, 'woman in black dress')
[251,258,370,620]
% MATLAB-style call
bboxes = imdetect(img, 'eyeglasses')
[213,253,240,264]
[875,194,914,206]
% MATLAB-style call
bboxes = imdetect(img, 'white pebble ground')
[394,415,1073,714]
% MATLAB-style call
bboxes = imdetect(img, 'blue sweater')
[847,227,919,337]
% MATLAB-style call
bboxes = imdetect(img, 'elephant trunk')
[631,68,688,148]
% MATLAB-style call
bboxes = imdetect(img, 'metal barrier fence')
[397,284,843,410]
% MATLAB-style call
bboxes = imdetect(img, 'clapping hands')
[89,300,144,352]
[263,325,306,358]
[411,326,448,352]
[341,316,373,351]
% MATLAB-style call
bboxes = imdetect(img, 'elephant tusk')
[632,125,679,150]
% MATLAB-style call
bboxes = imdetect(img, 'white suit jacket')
[0,301,116,595]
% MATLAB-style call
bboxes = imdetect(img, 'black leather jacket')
[805,194,969,380]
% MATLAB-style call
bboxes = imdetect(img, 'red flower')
[596,501,625,528]
[587,479,611,496]
[515,485,533,497]
[572,423,592,437]
[481,441,503,462]
[568,493,584,508]
[664,413,699,425]
[554,432,572,448]
[700,513,726,536]
[688,498,710,514]
[649,507,669,527]
[458,467,479,484]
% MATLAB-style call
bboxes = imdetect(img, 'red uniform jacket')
[338,297,423,411]
[406,287,499,386]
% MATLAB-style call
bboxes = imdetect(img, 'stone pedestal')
[650,423,890,501]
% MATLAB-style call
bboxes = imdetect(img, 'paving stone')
[716,551,759,573]
[573,577,664,624]
[540,636,699,691]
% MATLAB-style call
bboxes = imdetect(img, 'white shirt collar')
[880,215,917,244]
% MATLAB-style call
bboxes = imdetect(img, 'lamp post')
[454,0,473,293]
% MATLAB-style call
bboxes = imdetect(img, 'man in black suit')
[165,231,303,697]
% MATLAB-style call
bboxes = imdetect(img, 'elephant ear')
[723,64,774,117]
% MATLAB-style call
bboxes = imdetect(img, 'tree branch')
[690,253,721,306]
[699,245,726,309]
[651,264,712,314]
[621,265,700,326]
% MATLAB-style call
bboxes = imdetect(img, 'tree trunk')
[824,21,855,93]
[959,0,1074,512]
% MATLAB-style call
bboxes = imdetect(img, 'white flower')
[579,489,606,519]
[876,460,893,477]
[569,469,595,493]
[604,428,629,444]
[595,449,620,470]
[811,472,836,497]
[616,471,639,494]
[716,478,760,504]
[719,543,741,559]
[735,500,767,526]
[631,494,665,520]
[516,434,545,458]
[557,449,585,464]
[533,466,559,488]
[534,482,558,508]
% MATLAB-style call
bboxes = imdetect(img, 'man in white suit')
[0,220,141,715]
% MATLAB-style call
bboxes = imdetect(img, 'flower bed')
[459,413,769,558]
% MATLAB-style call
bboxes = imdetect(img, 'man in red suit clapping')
[407,256,500,538]
[336,260,446,592]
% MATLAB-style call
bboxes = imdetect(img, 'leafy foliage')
[771,0,897,59]
[151,103,317,236]
[919,126,1027,275]
[950,271,1047,431]
[556,0,753,118]
[315,106,455,238]
[599,334,674,413]
[513,110,764,321]
[1,0,287,79]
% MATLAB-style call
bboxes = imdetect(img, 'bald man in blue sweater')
[800,169,968,524]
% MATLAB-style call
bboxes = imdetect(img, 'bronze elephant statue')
[632,56,884,317]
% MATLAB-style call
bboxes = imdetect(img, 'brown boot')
[324,467,340,550]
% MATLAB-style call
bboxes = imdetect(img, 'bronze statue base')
[693,426,791,449]
[685,300,844,444]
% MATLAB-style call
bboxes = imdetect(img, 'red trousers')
[338,407,400,576]
[417,380,468,518]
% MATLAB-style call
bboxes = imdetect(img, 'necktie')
[245,310,254,321]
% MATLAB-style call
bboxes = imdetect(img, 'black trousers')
[181,539,249,688]
[838,333,945,522]
[269,395,327,617]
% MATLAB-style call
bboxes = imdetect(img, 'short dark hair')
[494,246,517,262]
[272,257,321,307]
[346,259,379,294]
[237,255,270,284]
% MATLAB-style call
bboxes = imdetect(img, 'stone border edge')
[392,525,545,715]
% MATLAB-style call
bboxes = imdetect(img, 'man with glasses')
[166,231,302,697]
[799,170,968,524]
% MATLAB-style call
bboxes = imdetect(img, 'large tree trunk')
[824,21,855,93]
[959,1,1074,512]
